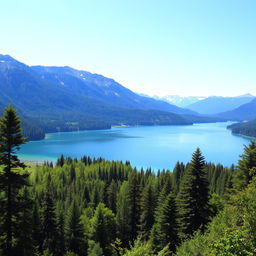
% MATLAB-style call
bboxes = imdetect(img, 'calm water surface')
[19,122,252,170]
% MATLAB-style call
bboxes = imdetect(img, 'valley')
[19,122,251,170]
[0,55,227,141]
[1,1,255,255]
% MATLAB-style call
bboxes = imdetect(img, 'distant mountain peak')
[187,95,255,115]
[150,95,206,108]
[0,54,25,64]
[236,93,254,98]
[0,54,14,60]
[0,54,29,70]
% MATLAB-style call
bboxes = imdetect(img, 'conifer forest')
[1,106,256,256]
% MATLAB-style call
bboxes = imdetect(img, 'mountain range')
[31,65,196,115]
[158,94,256,123]
[0,54,212,140]
[149,94,256,119]
[1,54,255,141]
[186,94,255,115]
[217,98,256,121]
[151,95,206,108]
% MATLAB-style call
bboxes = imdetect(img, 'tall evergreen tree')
[176,148,210,238]
[56,211,66,256]
[14,187,35,256]
[154,176,173,226]
[106,180,118,213]
[65,200,86,256]
[126,171,141,241]
[173,162,185,194]
[56,154,65,167]
[91,203,116,256]
[42,189,58,255]
[116,181,131,247]
[233,141,256,189]
[139,181,156,240]
[150,192,178,253]
[32,202,43,253]
[0,105,28,256]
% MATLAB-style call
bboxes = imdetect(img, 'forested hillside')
[227,120,256,138]
[0,55,225,141]
[0,153,235,256]
[1,106,256,256]
[0,55,200,141]
[31,66,196,115]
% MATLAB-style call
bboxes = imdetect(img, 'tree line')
[0,105,255,256]
[228,120,256,138]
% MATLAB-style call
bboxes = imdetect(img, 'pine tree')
[90,203,116,256]
[116,181,131,247]
[154,177,173,227]
[106,180,118,213]
[14,187,35,256]
[173,162,185,194]
[32,202,43,253]
[176,148,210,238]
[0,105,28,256]
[69,164,76,182]
[56,211,66,256]
[56,154,65,167]
[139,181,156,240]
[126,171,141,241]
[150,193,178,253]
[91,187,100,207]
[233,141,256,189]
[65,200,85,256]
[42,189,58,255]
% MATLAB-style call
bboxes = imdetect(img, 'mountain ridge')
[0,54,201,140]
[227,120,256,138]
[186,95,255,115]
[217,98,256,121]
[30,65,197,115]
[151,95,206,108]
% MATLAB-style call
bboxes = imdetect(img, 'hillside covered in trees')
[1,106,256,256]
[0,55,224,141]
[228,120,256,138]
[1,153,235,256]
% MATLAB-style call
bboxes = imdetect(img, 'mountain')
[152,95,205,108]
[227,120,256,138]
[236,93,255,98]
[217,98,256,121]
[0,54,195,140]
[186,95,255,115]
[31,66,196,115]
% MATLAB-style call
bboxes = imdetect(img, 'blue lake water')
[19,122,252,170]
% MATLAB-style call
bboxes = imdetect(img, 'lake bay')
[19,122,251,170]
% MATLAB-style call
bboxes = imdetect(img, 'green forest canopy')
[0,106,256,256]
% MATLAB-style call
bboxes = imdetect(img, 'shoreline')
[28,121,230,142]
[111,124,130,128]
[232,132,256,140]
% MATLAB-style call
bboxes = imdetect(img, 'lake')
[19,122,252,170]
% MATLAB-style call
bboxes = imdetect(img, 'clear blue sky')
[1,0,255,96]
